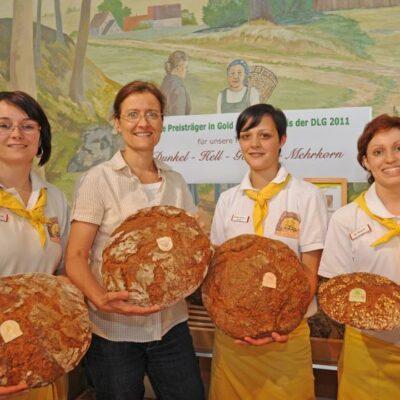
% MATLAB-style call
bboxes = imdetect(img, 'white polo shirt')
[319,183,400,344]
[0,172,69,277]
[211,166,328,317]
[71,150,196,342]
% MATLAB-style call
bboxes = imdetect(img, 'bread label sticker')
[157,236,173,252]
[349,225,371,241]
[262,272,277,289]
[349,288,366,303]
[0,320,23,343]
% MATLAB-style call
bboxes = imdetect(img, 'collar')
[240,165,289,191]
[364,183,396,218]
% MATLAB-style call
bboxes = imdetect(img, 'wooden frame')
[304,177,347,217]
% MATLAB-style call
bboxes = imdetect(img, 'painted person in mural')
[0,91,69,400]
[65,81,205,400]
[319,114,400,399]
[160,50,191,116]
[217,59,260,114]
[209,104,328,400]
[160,50,199,204]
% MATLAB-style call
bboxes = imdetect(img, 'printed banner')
[157,107,372,183]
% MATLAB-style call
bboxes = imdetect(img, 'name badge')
[0,213,8,222]
[231,215,249,223]
[349,224,371,241]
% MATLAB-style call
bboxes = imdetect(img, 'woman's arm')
[0,383,28,398]
[66,221,160,316]
[301,249,322,303]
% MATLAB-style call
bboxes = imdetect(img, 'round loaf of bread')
[319,272,400,330]
[0,273,91,388]
[102,205,213,307]
[202,234,310,339]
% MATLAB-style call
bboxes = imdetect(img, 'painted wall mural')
[1,0,400,197]
[1,0,400,339]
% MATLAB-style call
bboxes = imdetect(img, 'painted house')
[89,12,122,36]
[313,0,400,11]
[123,14,149,31]
[148,4,182,29]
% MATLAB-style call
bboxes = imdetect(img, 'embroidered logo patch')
[47,217,61,243]
[275,212,301,238]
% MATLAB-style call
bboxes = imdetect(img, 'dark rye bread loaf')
[102,205,213,307]
[202,234,310,339]
[0,273,91,388]
[319,272,400,330]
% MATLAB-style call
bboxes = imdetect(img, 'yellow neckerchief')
[245,174,291,236]
[0,187,50,247]
[355,191,400,247]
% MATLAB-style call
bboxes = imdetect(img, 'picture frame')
[303,177,348,218]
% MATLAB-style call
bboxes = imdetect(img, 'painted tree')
[98,0,131,28]
[34,0,42,68]
[203,0,248,28]
[249,0,274,22]
[10,0,37,98]
[54,0,65,45]
[69,0,91,105]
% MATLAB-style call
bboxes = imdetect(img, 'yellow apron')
[12,375,68,400]
[338,326,400,400]
[209,320,315,400]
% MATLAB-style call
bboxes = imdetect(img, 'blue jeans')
[83,322,205,400]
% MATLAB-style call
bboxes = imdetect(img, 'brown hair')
[113,80,165,118]
[164,50,188,74]
[357,114,400,184]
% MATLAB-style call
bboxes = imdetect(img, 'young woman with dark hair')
[209,103,328,399]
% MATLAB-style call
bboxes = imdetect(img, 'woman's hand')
[94,290,161,316]
[234,332,289,346]
[0,383,28,398]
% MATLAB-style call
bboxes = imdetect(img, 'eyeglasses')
[119,110,162,123]
[0,120,41,135]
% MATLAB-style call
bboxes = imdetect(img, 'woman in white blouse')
[66,81,204,400]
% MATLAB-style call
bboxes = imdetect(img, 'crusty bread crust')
[102,206,213,307]
[0,273,91,387]
[202,234,310,339]
[319,272,400,330]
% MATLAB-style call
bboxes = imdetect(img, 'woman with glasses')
[66,81,204,400]
[319,114,400,399]
[208,103,328,400]
[0,91,69,400]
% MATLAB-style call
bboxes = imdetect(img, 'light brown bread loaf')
[319,272,400,330]
[202,234,310,339]
[0,273,91,388]
[102,205,213,307]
